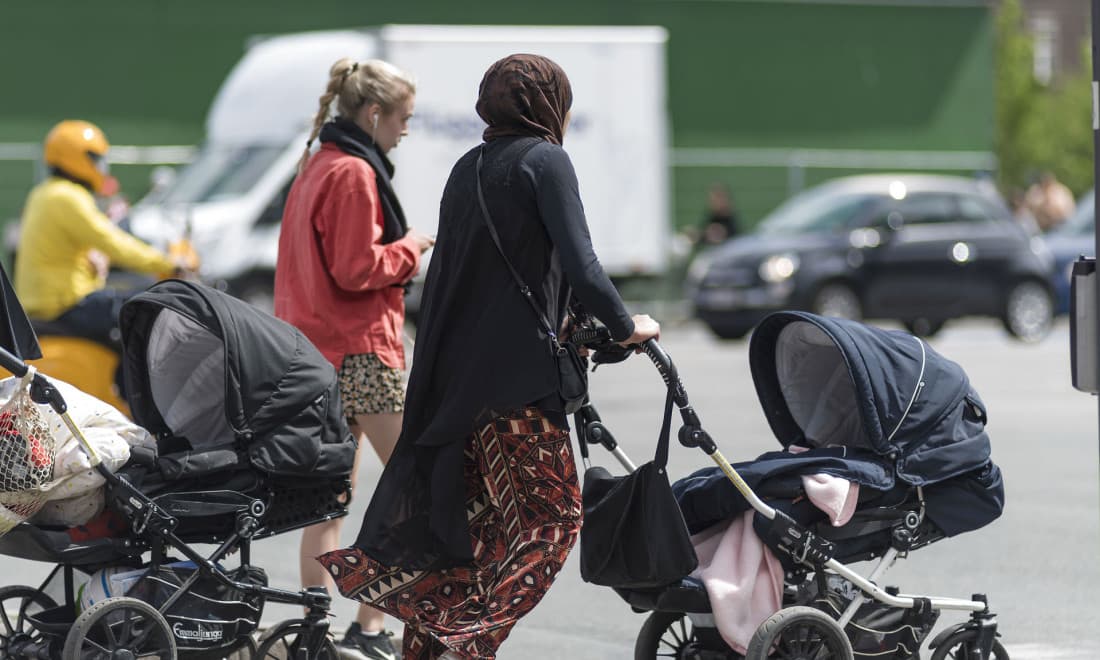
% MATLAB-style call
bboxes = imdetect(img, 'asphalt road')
[3,317,1096,659]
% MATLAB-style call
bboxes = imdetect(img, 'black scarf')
[318,118,408,245]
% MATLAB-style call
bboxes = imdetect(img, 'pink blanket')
[689,473,859,653]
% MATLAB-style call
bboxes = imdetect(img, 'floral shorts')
[337,353,405,417]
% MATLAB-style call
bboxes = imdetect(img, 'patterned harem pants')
[318,407,582,659]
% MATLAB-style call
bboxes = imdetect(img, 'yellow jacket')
[14,177,174,320]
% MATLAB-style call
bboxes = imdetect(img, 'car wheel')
[904,318,945,338]
[812,283,862,321]
[1002,279,1053,343]
[703,321,752,341]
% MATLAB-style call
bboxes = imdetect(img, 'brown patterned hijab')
[476,54,573,145]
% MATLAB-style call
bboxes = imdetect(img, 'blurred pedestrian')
[1025,171,1075,232]
[1008,188,1040,235]
[317,54,660,659]
[273,57,434,660]
[697,182,741,246]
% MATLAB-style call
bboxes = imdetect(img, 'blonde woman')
[274,58,434,660]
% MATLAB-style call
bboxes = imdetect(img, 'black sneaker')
[337,623,399,660]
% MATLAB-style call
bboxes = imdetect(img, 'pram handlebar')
[0,345,68,415]
[0,345,28,379]
[571,323,779,521]
[570,328,686,402]
[569,326,696,443]
[566,325,612,348]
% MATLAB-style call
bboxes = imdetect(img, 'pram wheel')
[62,596,176,660]
[634,611,733,659]
[745,606,852,660]
[635,611,690,659]
[254,620,338,659]
[222,637,257,659]
[930,630,1009,660]
[186,636,257,659]
[0,585,56,658]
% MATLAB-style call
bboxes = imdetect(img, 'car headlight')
[759,254,799,283]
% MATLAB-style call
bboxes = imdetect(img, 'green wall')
[0,0,992,235]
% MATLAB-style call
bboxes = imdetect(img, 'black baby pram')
[0,280,355,659]
[570,311,1008,660]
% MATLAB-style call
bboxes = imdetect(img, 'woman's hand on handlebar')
[621,314,660,349]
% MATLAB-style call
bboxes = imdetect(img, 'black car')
[688,174,1055,341]
[1044,188,1093,316]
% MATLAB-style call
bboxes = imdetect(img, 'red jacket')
[274,144,420,371]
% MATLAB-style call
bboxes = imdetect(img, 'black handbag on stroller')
[578,388,698,589]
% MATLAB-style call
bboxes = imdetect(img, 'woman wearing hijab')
[318,54,660,659]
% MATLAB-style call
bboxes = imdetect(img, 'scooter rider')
[14,120,188,346]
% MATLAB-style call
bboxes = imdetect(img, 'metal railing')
[671,146,997,196]
[0,143,196,166]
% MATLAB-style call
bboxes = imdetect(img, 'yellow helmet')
[43,120,111,194]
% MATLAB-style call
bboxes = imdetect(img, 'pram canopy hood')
[749,312,990,486]
[119,280,354,478]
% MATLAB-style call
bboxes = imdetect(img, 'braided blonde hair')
[298,57,417,172]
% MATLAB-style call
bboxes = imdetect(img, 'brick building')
[1019,0,1090,82]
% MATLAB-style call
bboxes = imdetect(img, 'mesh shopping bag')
[0,368,55,535]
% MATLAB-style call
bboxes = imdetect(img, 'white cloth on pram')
[0,376,152,526]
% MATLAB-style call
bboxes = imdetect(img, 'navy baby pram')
[569,311,1008,660]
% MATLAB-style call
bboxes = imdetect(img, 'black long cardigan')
[354,136,635,569]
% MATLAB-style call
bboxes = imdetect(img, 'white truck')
[128,25,671,309]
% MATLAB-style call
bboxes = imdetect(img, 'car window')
[872,193,958,228]
[161,145,285,204]
[257,178,294,226]
[756,190,877,235]
[957,194,1007,223]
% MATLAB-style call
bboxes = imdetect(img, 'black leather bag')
[556,341,588,414]
[578,388,699,589]
[476,147,588,414]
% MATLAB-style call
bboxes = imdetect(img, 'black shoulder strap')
[476,144,560,347]
[576,388,676,470]
[654,386,675,468]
